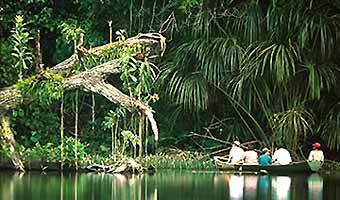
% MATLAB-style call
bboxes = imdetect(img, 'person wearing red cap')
[308,143,324,162]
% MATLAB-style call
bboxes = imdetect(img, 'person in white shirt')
[228,141,245,164]
[308,142,324,162]
[243,144,258,164]
[272,145,292,165]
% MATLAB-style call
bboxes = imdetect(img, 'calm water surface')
[0,170,339,200]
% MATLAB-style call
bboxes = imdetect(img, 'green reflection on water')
[0,170,339,200]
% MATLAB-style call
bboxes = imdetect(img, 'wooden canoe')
[213,156,323,173]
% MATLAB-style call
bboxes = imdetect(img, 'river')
[0,170,339,200]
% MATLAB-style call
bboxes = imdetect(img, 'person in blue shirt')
[258,148,272,166]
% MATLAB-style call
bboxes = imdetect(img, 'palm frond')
[298,13,340,60]
[169,71,208,112]
[234,1,263,46]
[321,102,340,150]
[196,38,244,84]
[193,11,213,40]
[272,104,314,150]
[170,38,244,85]
[243,40,300,84]
[266,3,301,42]
[227,39,300,112]
[301,63,339,100]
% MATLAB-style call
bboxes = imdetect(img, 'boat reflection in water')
[272,176,291,200]
[221,173,325,200]
[0,170,334,200]
[244,175,258,199]
[258,175,271,199]
[229,175,244,199]
[308,174,323,200]
[219,173,293,199]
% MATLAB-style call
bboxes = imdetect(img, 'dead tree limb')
[0,33,165,170]
[0,32,165,133]
[65,59,159,139]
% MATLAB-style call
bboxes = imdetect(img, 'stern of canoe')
[308,160,323,172]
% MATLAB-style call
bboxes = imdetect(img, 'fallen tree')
[0,33,166,171]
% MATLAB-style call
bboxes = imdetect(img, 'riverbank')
[0,150,216,173]
[1,148,339,174]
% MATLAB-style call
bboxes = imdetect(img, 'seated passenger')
[228,141,245,164]
[272,144,292,165]
[258,148,272,166]
[308,142,324,162]
[244,144,258,164]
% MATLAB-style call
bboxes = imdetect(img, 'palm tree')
[157,0,340,150]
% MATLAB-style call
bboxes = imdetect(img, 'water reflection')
[308,174,323,200]
[258,175,271,199]
[272,176,291,200]
[0,170,337,200]
[229,175,243,199]
[244,175,258,199]
[214,174,291,200]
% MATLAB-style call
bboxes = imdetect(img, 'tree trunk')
[60,92,64,171]
[138,114,144,157]
[91,93,95,133]
[35,30,44,74]
[145,116,148,156]
[0,113,24,171]
[74,90,79,170]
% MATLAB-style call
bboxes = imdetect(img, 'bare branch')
[0,33,165,143]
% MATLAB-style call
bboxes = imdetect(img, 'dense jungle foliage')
[1,0,340,164]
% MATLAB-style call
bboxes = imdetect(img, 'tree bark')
[0,113,24,171]
[35,30,44,74]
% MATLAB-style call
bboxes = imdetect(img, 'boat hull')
[215,159,322,174]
